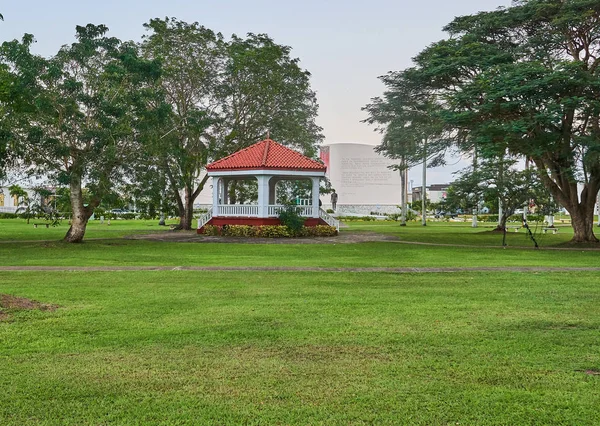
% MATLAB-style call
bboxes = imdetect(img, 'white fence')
[217,204,259,217]
[0,206,18,213]
[197,204,339,230]
[213,204,318,218]
[268,205,315,217]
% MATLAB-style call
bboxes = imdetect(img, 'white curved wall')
[321,143,401,211]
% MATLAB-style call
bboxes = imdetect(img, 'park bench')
[542,227,559,234]
[33,223,50,228]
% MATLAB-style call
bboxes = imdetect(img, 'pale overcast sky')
[1,0,512,185]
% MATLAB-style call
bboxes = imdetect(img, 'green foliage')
[397,0,600,241]
[222,225,258,237]
[300,225,338,237]
[363,68,453,170]
[256,225,292,238]
[139,18,322,230]
[202,225,220,236]
[446,157,547,229]
[336,216,376,222]
[1,25,162,241]
[200,224,337,238]
[278,205,305,234]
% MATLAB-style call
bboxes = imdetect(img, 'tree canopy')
[366,0,600,242]
[140,18,322,230]
[1,25,161,242]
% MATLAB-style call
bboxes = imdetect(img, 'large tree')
[410,0,600,242]
[363,68,456,226]
[140,18,223,230]
[1,25,160,242]
[447,157,542,231]
[141,18,322,230]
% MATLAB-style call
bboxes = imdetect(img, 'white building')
[0,187,33,213]
[319,143,402,215]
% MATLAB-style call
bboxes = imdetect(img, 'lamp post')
[399,161,407,226]
[422,138,427,226]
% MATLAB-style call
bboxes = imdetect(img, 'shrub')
[336,216,376,222]
[278,205,305,234]
[387,213,402,221]
[479,214,499,223]
[202,225,220,236]
[221,225,258,237]
[0,213,18,219]
[257,225,292,238]
[301,225,338,237]
[326,209,335,213]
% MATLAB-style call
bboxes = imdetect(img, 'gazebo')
[197,139,339,232]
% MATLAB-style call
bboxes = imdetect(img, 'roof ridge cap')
[261,139,270,166]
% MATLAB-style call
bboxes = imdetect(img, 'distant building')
[0,186,53,213]
[0,187,29,213]
[412,184,450,204]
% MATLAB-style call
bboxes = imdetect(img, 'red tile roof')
[206,139,326,172]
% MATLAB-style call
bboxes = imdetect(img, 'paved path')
[1,266,599,273]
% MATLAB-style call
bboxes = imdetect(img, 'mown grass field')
[1,219,599,424]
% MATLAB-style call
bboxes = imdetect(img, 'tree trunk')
[532,158,599,243]
[494,211,510,232]
[64,173,92,243]
[178,175,210,231]
[180,187,195,230]
[569,204,598,243]
[559,183,599,243]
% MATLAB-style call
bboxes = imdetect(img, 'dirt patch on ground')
[125,230,400,244]
[0,294,59,321]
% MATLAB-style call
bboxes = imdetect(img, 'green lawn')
[0,218,178,241]
[0,219,598,269]
[348,219,579,246]
[1,271,599,425]
[1,218,599,424]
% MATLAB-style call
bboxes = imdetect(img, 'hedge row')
[0,213,19,219]
[202,224,338,238]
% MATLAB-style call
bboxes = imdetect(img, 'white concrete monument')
[320,143,401,214]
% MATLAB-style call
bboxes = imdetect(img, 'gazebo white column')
[257,175,270,218]
[311,177,320,218]
[212,177,221,216]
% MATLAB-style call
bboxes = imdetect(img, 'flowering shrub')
[201,224,338,238]
[222,225,258,237]
[301,225,338,237]
[202,225,220,236]
[256,225,292,238]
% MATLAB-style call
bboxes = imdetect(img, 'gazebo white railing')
[268,204,315,217]
[319,208,340,231]
[218,205,260,216]
[197,207,213,229]
[198,204,339,231]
